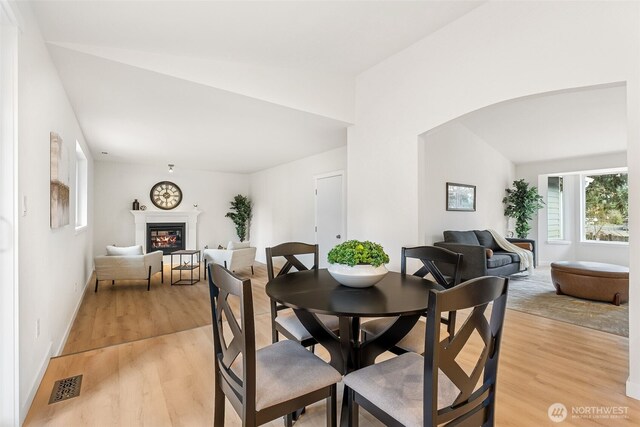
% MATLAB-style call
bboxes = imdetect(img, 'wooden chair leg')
[271,315,279,343]
[284,413,293,427]
[348,388,359,427]
[161,260,164,283]
[251,265,254,275]
[111,280,115,285]
[94,278,99,292]
[327,384,337,427]
[213,376,225,427]
[147,266,152,291]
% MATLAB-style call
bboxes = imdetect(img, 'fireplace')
[146,223,185,255]
[132,210,200,253]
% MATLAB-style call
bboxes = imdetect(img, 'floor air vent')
[49,375,82,404]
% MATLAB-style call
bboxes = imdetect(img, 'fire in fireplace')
[147,223,186,255]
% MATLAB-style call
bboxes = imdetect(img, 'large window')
[547,176,564,240]
[75,141,88,229]
[583,171,628,242]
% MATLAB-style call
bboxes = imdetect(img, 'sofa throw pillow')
[474,230,501,250]
[228,241,250,250]
[443,230,480,246]
[106,245,143,256]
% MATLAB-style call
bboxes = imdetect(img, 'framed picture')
[446,182,476,212]
[50,132,70,228]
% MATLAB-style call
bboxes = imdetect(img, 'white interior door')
[315,173,345,268]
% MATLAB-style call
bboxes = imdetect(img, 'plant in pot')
[225,194,252,242]
[502,179,545,238]
[327,240,390,288]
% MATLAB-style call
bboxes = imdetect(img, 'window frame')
[74,140,88,231]
[546,175,564,241]
[580,167,628,245]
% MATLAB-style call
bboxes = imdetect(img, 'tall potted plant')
[502,179,545,238]
[225,194,252,242]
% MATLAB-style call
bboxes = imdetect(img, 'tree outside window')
[584,172,628,242]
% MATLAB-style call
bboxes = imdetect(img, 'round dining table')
[266,268,444,426]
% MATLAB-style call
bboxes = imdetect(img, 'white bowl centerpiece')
[327,240,389,288]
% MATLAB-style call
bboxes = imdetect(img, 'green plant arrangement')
[502,179,545,238]
[225,194,252,242]
[327,240,390,267]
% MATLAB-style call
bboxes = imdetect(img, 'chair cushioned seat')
[275,311,340,341]
[344,352,457,427]
[486,254,513,269]
[360,318,426,354]
[254,340,342,411]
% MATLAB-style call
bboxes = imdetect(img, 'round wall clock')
[150,181,183,210]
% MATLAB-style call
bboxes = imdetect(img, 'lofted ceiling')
[456,84,627,165]
[32,0,484,173]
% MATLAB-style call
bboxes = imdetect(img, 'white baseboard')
[627,377,640,400]
[56,275,91,356]
[20,341,52,424]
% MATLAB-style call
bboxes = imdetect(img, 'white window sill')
[580,240,628,246]
[546,240,571,245]
[75,225,87,235]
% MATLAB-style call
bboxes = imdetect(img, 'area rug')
[506,266,628,337]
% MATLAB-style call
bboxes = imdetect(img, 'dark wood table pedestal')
[294,310,421,426]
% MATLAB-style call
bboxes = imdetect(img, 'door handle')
[336,234,341,239]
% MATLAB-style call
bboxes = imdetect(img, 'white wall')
[347,1,640,398]
[250,147,347,264]
[93,161,249,255]
[517,152,629,266]
[17,2,94,420]
[420,121,514,247]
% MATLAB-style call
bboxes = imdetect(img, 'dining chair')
[360,245,463,353]
[344,275,509,427]
[208,263,341,427]
[266,242,340,347]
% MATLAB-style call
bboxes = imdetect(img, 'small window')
[547,176,564,240]
[583,171,628,242]
[75,141,87,229]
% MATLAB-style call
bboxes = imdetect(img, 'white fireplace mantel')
[131,210,201,253]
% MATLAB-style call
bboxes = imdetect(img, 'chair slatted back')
[401,246,462,289]
[208,263,256,416]
[265,242,319,281]
[424,276,509,426]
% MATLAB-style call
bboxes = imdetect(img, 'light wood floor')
[26,265,640,426]
[62,263,268,355]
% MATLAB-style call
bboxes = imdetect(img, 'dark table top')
[265,269,444,317]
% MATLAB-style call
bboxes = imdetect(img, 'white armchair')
[94,245,164,292]
[204,241,256,277]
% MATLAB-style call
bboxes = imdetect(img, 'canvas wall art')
[50,132,70,228]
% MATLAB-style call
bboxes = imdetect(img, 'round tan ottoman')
[550,261,629,306]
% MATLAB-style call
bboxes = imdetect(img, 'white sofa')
[204,241,256,277]
[94,245,164,292]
